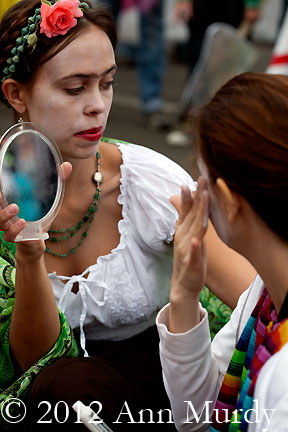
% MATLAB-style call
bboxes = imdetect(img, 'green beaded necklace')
[45,152,102,258]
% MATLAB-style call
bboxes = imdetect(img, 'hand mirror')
[0,122,64,241]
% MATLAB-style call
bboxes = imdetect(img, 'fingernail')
[16,219,25,228]
[6,204,18,216]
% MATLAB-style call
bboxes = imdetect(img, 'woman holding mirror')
[0,1,255,430]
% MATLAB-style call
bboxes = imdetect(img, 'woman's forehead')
[38,26,115,79]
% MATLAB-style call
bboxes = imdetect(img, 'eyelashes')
[65,80,115,96]
[101,80,114,90]
[65,87,84,95]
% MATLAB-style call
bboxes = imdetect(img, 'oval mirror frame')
[0,122,64,241]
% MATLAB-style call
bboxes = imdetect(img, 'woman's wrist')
[169,285,201,333]
[15,241,46,265]
[170,281,200,304]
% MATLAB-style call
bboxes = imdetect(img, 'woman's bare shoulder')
[99,140,122,177]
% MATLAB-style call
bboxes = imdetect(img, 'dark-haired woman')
[0,1,255,430]
[157,72,288,431]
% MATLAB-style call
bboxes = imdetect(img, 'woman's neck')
[63,156,97,194]
[241,226,288,315]
[255,242,288,315]
[228,199,288,315]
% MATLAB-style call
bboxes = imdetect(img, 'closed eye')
[65,87,84,96]
[101,80,114,91]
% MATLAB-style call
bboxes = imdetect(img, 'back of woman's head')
[0,0,117,104]
[195,72,288,241]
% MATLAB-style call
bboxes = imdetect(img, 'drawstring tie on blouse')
[57,272,107,357]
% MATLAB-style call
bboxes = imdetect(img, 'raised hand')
[168,177,209,333]
[171,177,209,296]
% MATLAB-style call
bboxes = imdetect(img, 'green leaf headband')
[1,0,89,85]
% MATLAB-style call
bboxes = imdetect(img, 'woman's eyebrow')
[56,64,117,82]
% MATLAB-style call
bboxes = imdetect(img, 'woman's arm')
[157,285,254,431]
[0,205,60,371]
[11,241,61,371]
[157,178,242,429]
[157,179,258,430]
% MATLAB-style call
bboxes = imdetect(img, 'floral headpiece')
[1,0,89,84]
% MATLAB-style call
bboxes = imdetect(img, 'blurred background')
[0,0,286,178]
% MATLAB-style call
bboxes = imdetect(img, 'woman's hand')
[0,202,25,241]
[0,202,45,262]
[171,177,209,297]
[168,177,209,333]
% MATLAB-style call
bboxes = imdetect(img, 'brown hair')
[195,72,288,241]
[0,0,117,104]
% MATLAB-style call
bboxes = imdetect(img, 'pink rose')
[40,0,83,38]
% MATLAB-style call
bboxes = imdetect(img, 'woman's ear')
[2,79,27,114]
[215,178,241,223]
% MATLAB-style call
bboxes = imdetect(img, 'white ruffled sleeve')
[118,143,197,253]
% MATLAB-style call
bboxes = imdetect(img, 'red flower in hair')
[40,0,83,38]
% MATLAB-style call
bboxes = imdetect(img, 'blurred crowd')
[1,0,287,148]
[92,0,287,146]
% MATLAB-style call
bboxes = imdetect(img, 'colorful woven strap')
[211,288,288,432]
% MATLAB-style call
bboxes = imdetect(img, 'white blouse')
[156,276,288,432]
[49,142,196,355]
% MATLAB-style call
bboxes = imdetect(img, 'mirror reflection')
[1,131,58,222]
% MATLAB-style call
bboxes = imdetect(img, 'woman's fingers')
[170,186,193,218]
[170,185,194,229]
[2,218,26,243]
[61,161,72,183]
[0,203,19,229]
[188,188,209,242]
[191,235,207,279]
[170,185,194,224]
[172,178,209,252]
[0,200,27,242]
[171,177,209,299]
[179,177,208,233]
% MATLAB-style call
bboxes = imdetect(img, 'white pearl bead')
[93,172,103,183]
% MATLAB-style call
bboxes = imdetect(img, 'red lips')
[75,127,102,142]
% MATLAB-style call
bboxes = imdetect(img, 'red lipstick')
[75,127,102,142]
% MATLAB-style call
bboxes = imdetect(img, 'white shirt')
[49,142,196,355]
[156,275,288,431]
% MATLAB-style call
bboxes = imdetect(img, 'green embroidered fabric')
[0,236,79,430]
[199,287,231,340]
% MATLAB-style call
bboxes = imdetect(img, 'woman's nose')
[84,90,106,116]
